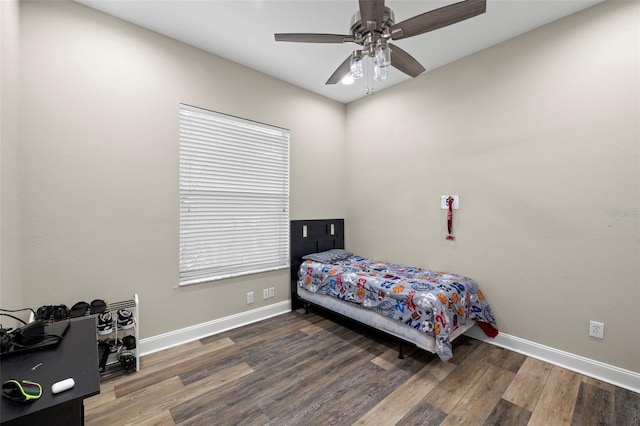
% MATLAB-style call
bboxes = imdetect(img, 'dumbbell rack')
[97,294,139,379]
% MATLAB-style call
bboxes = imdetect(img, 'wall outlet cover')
[589,320,604,339]
[440,195,459,209]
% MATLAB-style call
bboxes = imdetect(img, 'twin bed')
[290,219,498,361]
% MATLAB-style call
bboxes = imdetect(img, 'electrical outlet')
[269,287,275,298]
[247,292,254,304]
[589,320,604,339]
[263,289,269,300]
[440,195,459,209]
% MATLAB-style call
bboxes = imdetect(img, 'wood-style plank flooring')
[84,309,640,425]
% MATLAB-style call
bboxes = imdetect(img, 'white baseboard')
[137,303,638,394]
[465,327,640,394]
[138,301,291,357]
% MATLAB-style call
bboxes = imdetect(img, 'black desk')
[0,316,100,425]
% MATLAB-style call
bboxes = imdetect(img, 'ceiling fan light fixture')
[341,74,355,85]
[373,63,388,81]
[374,42,391,68]
[350,52,364,80]
[275,0,487,87]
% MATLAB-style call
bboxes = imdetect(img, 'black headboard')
[290,219,345,310]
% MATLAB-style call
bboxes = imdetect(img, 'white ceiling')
[76,0,605,104]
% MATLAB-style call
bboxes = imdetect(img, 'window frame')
[178,104,290,286]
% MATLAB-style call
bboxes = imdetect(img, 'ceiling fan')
[275,0,487,85]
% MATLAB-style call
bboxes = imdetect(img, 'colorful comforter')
[298,255,498,361]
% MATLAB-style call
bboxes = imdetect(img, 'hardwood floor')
[84,309,640,426]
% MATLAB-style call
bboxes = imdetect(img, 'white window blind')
[179,104,290,286]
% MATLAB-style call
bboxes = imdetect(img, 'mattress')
[297,254,498,361]
[297,285,476,354]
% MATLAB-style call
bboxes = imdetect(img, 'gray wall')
[7,0,346,337]
[2,0,638,375]
[1,0,23,328]
[345,1,639,373]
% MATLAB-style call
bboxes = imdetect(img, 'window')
[179,104,290,286]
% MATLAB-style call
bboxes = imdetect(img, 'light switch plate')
[441,195,459,209]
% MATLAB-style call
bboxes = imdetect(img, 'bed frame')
[290,219,475,359]
[290,219,345,311]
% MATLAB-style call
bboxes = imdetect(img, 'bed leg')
[304,302,310,315]
[398,343,405,359]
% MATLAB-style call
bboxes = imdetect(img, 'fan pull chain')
[366,57,375,95]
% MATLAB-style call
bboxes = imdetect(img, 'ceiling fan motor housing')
[350,6,395,54]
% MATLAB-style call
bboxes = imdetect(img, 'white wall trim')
[465,327,640,394]
[138,304,638,394]
[138,301,291,356]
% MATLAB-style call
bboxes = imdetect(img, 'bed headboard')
[290,219,345,310]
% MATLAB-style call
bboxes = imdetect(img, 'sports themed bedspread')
[298,255,498,361]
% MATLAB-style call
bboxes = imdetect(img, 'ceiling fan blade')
[274,33,355,43]
[389,44,426,77]
[390,0,486,41]
[326,55,352,85]
[359,0,385,31]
